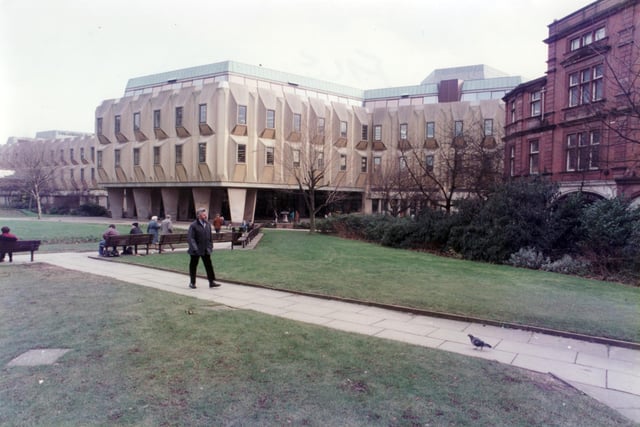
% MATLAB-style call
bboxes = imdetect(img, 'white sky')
[0,0,590,145]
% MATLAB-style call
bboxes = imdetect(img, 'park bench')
[234,224,262,248]
[0,240,41,262]
[104,234,153,256]
[158,233,189,253]
[212,231,243,250]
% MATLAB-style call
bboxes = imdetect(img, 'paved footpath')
[7,251,640,423]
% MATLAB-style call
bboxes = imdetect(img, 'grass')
[1,218,638,342]
[119,230,640,343]
[0,264,633,426]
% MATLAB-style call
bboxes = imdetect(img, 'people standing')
[213,213,223,234]
[161,214,174,251]
[187,208,220,289]
[0,226,18,262]
[147,215,161,249]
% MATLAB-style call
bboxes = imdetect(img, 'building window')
[373,156,381,170]
[340,154,347,171]
[114,149,121,167]
[317,118,325,135]
[153,146,160,165]
[425,154,434,172]
[292,149,300,168]
[237,144,246,163]
[374,125,382,141]
[569,65,603,107]
[361,124,368,141]
[293,113,301,132]
[510,101,516,123]
[96,117,103,135]
[569,27,606,51]
[265,146,274,165]
[426,122,435,138]
[340,121,348,138]
[360,156,367,173]
[91,168,95,181]
[566,131,600,171]
[97,151,103,168]
[80,168,85,181]
[199,104,207,124]
[531,91,542,116]
[509,145,515,177]
[175,145,182,164]
[400,123,408,140]
[317,151,324,169]
[133,148,140,166]
[91,147,95,162]
[69,148,75,161]
[237,105,247,125]
[133,112,141,131]
[266,109,275,129]
[529,140,539,175]
[153,110,161,129]
[484,119,493,136]
[175,107,183,127]
[60,149,64,162]
[399,156,407,170]
[198,143,206,163]
[114,115,121,133]
[80,147,85,161]
[454,120,463,137]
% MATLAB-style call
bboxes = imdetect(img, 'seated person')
[0,226,18,262]
[122,222,143,255]
[98,224,119,256]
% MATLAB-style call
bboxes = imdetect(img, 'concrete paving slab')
[278,311,333,326]
[7,349,72,366]
[495,339,577,363]
[284,302,338,317]
[567,381,640,423]
[329,310,384,326]
[610,346,640,364]
[375,329,444,348]
[438,341,517,364]
[372,319,436,336]
[513,354,606,388]
[427,328,475,345]
[242,303,289,316]
[356,306,414,321]
[529,333,609,358]
[326,320,385,336]
[465,324,533,343]
[408,315,470,331]
[607,370,640,395]
[576,352,640,375]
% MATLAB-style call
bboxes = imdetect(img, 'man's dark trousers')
[190,254,215,284]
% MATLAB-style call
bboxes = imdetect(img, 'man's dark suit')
[187,218,216,286]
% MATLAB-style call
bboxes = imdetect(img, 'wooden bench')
[0,240,42,262]
[235,224,262,248]
[104,234,153,256]
[212,231,243,250]
[158,233,189,253]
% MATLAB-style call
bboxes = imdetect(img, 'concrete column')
[132,188,152,220]
[192,188,212,215]
[161,188,179,220]
[107,188,124,218]
[227,188,246,224]
[124,189,135,218]
[244,188,257,222]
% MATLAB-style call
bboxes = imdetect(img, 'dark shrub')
[75,203,109,217]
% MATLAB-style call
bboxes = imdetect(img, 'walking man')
[187,208,220,289]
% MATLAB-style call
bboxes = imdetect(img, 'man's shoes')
[189,283,197,289]
[209,281,221,288]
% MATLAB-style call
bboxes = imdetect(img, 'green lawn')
[0,264,633,427]
[2,219,638,342]
[120,230,640,343]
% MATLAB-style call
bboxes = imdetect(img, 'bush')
[75,203,109,217]
[541,255,590,275]
[507,247,548,270]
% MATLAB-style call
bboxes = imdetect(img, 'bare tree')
[369,153,420,216]
[403,115,503,213]
[12,140,55,219]
[282,134,348,232]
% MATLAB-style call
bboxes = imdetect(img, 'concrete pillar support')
[107,188,124,219]
[132,188,152,220]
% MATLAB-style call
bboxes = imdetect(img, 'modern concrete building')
[92,61,519,222]
[503,0,640,205]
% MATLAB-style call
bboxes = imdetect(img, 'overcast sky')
[0,0,590,144]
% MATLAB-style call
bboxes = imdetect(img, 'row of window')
[509,130,600,176]
[99,105,494,141]
[569,27,606,52]
[99,142,441,176]
[49,146,96,164]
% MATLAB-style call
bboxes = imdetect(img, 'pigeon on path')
[468,334,492,350]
